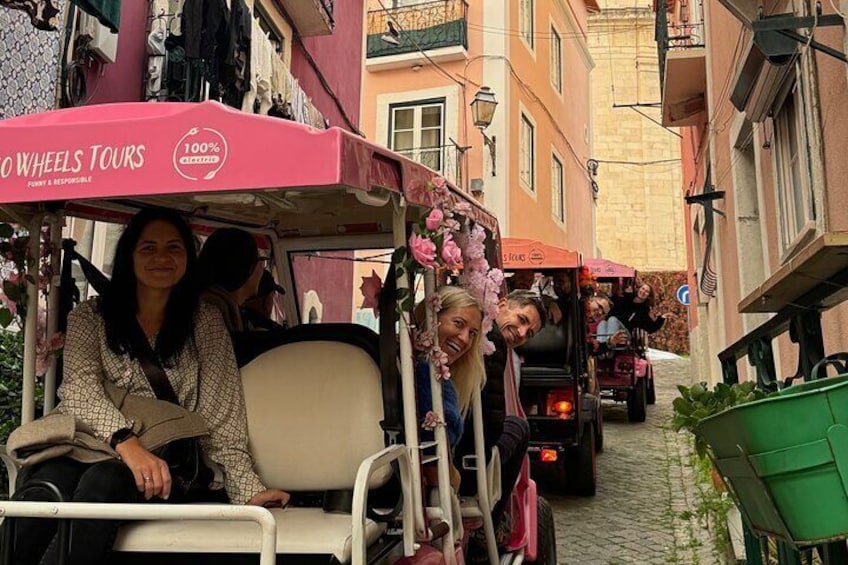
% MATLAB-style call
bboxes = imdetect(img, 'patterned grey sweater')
[56,299,266,504]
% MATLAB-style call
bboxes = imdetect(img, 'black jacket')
[456,326,508,458]
[611,294,665,333]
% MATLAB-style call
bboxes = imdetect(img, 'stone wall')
[587,0,686,272]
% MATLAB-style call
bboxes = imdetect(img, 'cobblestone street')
[545,356,719,565]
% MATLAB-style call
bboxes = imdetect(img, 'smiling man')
[458,290,545,555]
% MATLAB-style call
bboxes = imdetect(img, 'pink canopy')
[584,258,636,278]
[0,101,496,231]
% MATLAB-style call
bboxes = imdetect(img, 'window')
[520,113,535,190]
[551,154,564,222]
[254,2,289,63]
[520,0,534,48]
[550,26,562,93]
[772,75,814,251]
[389,101,445,173]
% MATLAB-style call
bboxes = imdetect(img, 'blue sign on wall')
[676,284,690,306]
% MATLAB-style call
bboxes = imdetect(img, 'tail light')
[540,449,558,462]
[546,390,576,419]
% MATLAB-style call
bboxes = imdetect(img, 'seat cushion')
[114,507,387,563]
[241,340,390,491]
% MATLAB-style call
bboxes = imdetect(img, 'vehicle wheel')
[526,497,557,564]
[646,369,657,405]
[627,378,647,422]
[568,423,596,496]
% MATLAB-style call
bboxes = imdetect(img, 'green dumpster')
[697,376,848,547]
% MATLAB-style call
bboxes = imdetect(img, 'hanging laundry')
[2,0,61,30]
[242,17,274,114]
[182,0,228,98]
[270,52,288,106]
[147,0,169,56]
[221,0,250,108]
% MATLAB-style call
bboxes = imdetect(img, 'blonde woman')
[415,286,485,486]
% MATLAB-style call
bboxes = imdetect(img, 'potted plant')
[672,381,767,490]
[672,381,767,459]
[674,375,848,547]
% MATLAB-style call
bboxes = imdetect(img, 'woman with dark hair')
[198,227,265,332]
[10,209,288,565]
[609,282,670,333]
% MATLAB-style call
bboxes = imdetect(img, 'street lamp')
[470,86,498,177]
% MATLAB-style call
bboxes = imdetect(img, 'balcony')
[656,0,707,127]
[280,0,334,36]
[366,0,468,71]
[397,143,464,187]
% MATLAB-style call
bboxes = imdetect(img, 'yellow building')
[361,0,598,254]
[588,0,686,271]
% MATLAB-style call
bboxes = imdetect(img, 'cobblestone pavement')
[543,357,720,565]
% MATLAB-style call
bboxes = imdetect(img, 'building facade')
[2,0,364,324]
[361,0,598,255]
[588,0,686,273]
[657,0,848,384]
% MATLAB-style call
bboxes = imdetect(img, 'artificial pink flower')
[422,410,445,431]
[409,233,438,269]
[425,209,444,231]
[440,233,462,270]
[454,201,473,215]
[431,176,447,190]
[359,270,383,317]
[48,332,65,352]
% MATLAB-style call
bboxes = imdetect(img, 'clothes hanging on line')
[2,0,61,30]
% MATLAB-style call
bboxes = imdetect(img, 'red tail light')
[540,449,558,462]
[546,390,575,419]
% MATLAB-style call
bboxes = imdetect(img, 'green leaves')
[0,309,12,329]
[672,380,769,460]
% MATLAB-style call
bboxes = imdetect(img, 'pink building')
[657,0,848,389]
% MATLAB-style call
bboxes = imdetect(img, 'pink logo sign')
[173,127,229,181]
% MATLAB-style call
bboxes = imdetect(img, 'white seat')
[114,507,386,562]
[113,336,409,563]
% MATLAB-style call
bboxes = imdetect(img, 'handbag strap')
[133,324,180,405]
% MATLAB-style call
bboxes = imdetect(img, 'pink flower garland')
[457,224,503,355]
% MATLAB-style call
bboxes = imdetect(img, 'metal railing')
[655,0,705,88]
[367,0,468,58]
[396,143,463,187]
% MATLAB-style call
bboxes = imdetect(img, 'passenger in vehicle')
[415,286,485,489]
[242,270,287,332]
[588,294,629,355]
[546,271,573,325]
[458,290,545,553]
[8,209,289,565]
[197,227,266,332]
[610,282,670,334]
[506,269,536,292]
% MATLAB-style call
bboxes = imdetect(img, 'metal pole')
[391,198,427,539]
[43,213,63,414]
[423,270,456,563]
[21,215,43,425]
[0,502,277,565]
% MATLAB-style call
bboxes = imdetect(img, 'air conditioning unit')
[78,11,119,63]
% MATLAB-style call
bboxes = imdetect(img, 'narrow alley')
[548,357,719,565]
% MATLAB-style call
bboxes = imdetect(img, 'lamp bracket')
[685,190,725,205]
[480,132,496,177]
[751,13,847,63]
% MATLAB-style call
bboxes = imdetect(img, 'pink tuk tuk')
[584,258,656,422]
[0,101,555,564]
